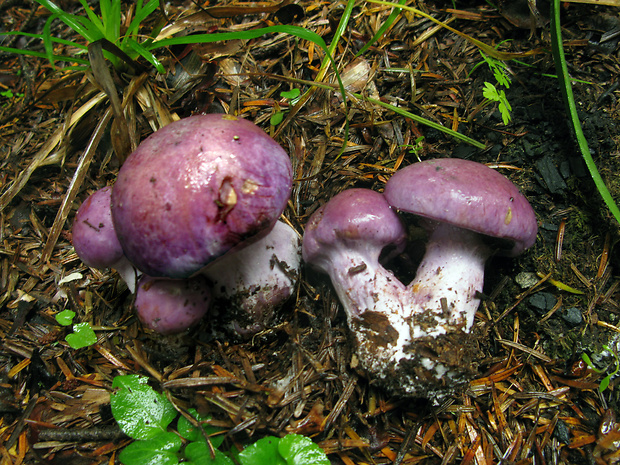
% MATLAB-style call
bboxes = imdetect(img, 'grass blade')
[549,0,620,224]
[356,0,406,56]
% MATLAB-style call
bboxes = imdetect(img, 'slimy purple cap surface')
[383,158,537,256]
[302,188,407,264]
[111,114,293,278]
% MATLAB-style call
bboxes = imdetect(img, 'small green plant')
[581,345,620,393]
[110,375,330,465]
[0,0,163,72]
[55,309,97,349]
[474,51,513,125]
[270,88,301,126]
[401,136,425,161]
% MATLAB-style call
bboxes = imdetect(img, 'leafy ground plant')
[55,309,97,349]
[472,51,513,125]
[110,375,330,465]
[582,345,620,393]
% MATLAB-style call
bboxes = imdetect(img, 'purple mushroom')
[385,158,538,334]
[202,220,302,336]
[72,186,138,292]
[111,114,293,279]
[302,189,413,379]
[302,160,537,398]
[135,275,211,335]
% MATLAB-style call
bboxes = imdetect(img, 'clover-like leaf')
[55,309,76,326]
[65,322,97,349]
[237,436,286,465]
[177,408,225,449]
[118,432,182,465]
[185,441,235,465]
[110,375,177,440]
[278,434,330,465]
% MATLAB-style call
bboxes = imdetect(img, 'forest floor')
[1,0,620,464]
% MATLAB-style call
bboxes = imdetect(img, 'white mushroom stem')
[408,222,490,336]
[111,256,141,294]
[314,244,414,367]
[201,220,302,335]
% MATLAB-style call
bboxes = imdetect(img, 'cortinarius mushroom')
[202,220,302,336]
[384,158,537,333]
[303,160,537,398]
[302,189,412,377]
[111,114,293,278]
[135,275,211,335]
[72,186,138,292]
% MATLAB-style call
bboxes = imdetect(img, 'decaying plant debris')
[1,0,620,463]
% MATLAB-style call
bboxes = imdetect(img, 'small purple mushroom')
[135,275,211,335]
[72,186,138,292]
[384,158,538,334]
[202,220,302,336]
[111,114,293,278]
[302,189,412,378]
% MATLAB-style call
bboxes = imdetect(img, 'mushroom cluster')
[72,114,300,335]
[303,158,537,398]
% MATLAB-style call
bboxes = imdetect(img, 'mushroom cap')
[383,158,537,256]
[111,114,293,278]
[135,275,211,335]
[302,188,407,268]
[72,186,125,269]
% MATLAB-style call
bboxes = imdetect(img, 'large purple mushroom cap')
[73,186,124,269]
[135,275,211,335]
[111,114,293,278]
[383,158,537,256]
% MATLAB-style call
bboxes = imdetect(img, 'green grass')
[549,0,620,225]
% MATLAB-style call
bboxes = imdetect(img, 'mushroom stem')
[409,221,491,335]
[316,245,413,369]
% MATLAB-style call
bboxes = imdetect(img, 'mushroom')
[384,158,537,333]
[72,186,138,292]
[302,189,412,379]
[303,160,537,398]
[202,220,302,336]
[111,114,293,279]
[135,275,211,335]
[376,158,537,397]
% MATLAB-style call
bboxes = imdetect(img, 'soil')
[1,0,620,464]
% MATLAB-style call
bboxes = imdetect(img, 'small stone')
[536,155,567,194]
[529,292,557,313]
[560,307,583,325]
[554,419,571,444]
[516,271,538,289]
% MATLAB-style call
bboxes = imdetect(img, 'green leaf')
[118,432,182,465]
[482,82,499,101]
[599,375,611,393]
[65,322,97,349]
[177,409,225,449]
[238,436,286,465]
[270,111,284,126]
[185,442,235,465]
[280,88,300,100]
[110,375,178,440]
[278,434,330,465]
[55,309,76,326]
